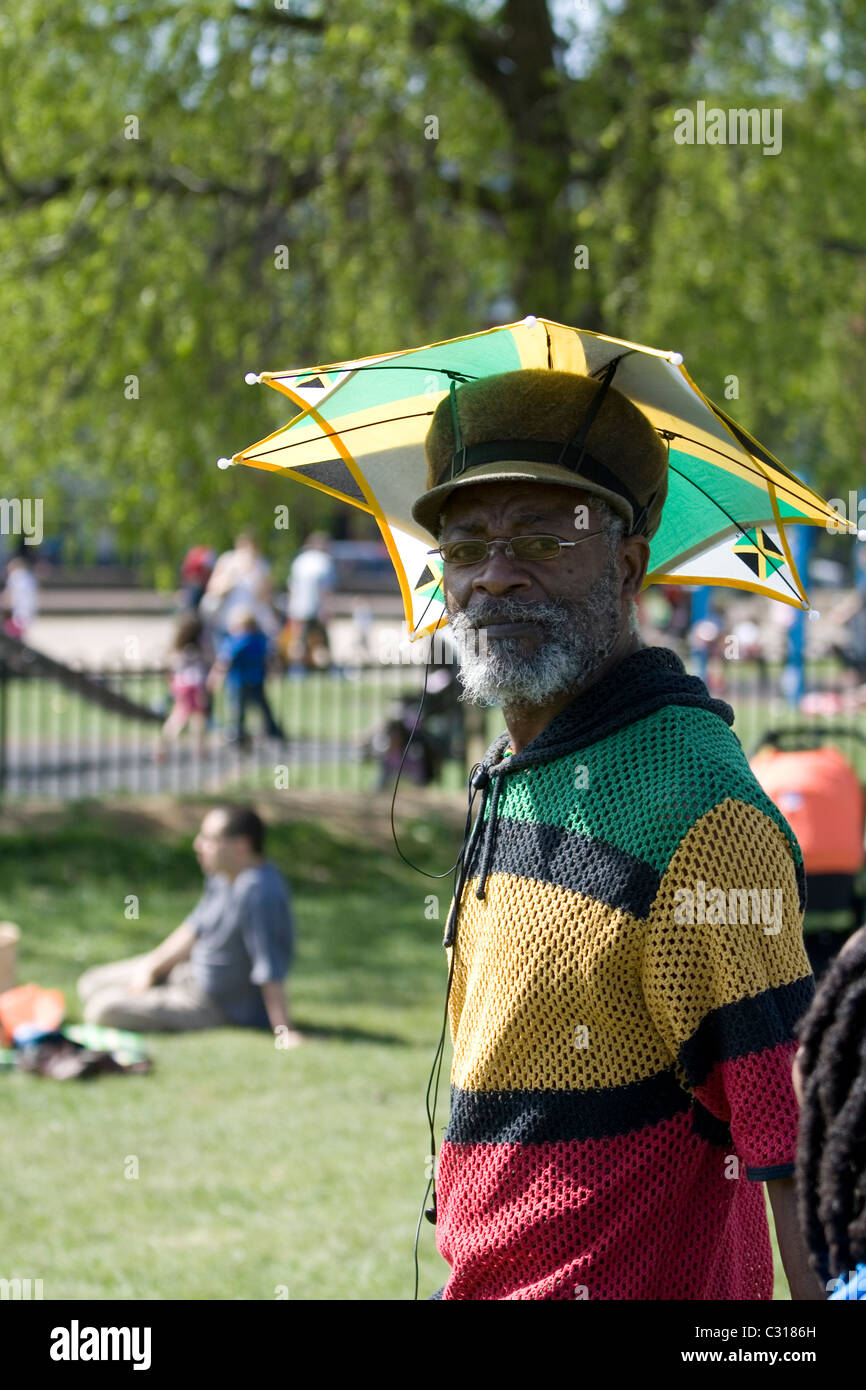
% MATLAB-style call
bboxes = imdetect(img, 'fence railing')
[1,646,864,801]
[0,659,480,800]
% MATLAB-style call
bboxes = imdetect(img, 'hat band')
[445,439,648,533]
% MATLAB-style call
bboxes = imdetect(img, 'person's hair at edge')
[216,806,266,855]
[794,924,866,1289]
[172,614,204,651]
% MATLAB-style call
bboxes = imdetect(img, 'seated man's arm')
[138,922,197,988]
[259,979,301,1042]
[240,879,300,1041]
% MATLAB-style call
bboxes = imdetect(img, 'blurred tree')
[1,0,865,584]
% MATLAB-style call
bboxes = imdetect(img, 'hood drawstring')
[443,766,493,947]
[474,770,504,900]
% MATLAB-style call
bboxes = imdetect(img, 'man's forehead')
[442,483,592,533]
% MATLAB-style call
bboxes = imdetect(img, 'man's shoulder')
[201,872,232,897]
[234,863,290,905]
[537,703,746,790]
[528,704,793,868]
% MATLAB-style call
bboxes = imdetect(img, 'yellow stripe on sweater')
[641,799,812,1052]
[448,800,810,1094]
[449,877,670,1092]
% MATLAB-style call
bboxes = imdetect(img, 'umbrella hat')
[223,317,857,640]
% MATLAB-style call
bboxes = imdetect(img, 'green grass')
[0,804,460,1300]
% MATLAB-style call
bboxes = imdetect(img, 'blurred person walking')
[286,532,336,669]
[208,609,285,745]
[178,544,216,613]
[156,614,213,761]
[203,532,277,640]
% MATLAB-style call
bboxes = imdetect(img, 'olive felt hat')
[411,365,669,541]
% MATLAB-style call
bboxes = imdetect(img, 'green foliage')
[1,0,865,576]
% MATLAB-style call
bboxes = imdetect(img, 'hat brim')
[411,460,634,540]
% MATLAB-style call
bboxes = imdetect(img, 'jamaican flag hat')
[411,366,669,541]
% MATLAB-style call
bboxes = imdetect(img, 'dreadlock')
[795,925,866,1290]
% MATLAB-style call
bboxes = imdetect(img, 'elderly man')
[77,806,301,1043]
[411,367,821,1301]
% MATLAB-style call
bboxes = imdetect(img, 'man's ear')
[620,533,651,600]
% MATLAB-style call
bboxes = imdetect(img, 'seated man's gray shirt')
[186,863,294,1027]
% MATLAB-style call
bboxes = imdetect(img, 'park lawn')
[0,796,795,1300]
[0,801,458,1301]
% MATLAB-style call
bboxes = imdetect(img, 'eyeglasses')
[428,532,603,567]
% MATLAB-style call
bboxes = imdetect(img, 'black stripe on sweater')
[468,818,661,919]
[445,1068,694,1146]
[678,976,815,1090]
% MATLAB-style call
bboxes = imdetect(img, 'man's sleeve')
[640,796,815,1180]
[239,881,294,986]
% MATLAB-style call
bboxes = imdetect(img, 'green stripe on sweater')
[487,705,805,874]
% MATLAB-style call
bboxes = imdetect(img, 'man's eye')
[445,542,485,564]
[514,536,559,559]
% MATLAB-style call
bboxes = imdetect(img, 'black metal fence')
[1,639,865,802]
[0,654,476,800]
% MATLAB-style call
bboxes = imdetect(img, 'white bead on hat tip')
[217,457,234,470]
[244,372,261,385]
[522,315,537,327]
[668,351,684,365]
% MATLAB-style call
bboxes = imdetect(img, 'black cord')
[388,584,471,881]
[412,764,484,1300]
[389,586,489,1298]
[413,938,459,1301]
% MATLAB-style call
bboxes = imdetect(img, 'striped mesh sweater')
[434,644,814,1300]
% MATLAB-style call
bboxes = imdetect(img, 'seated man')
[77,806,301,1044]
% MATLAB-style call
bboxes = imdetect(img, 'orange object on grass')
[750,745,866,875]
[0,984,65,1047]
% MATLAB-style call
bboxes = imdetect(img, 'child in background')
[208,610,285,745]
[2,555,38,640]
[156,615,211,760]
[793,924,866,1299]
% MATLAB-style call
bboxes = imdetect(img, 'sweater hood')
[445,645,734,937]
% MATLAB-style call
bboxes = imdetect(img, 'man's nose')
[470,549,533,595]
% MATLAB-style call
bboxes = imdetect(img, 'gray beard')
[447,566,624,712]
